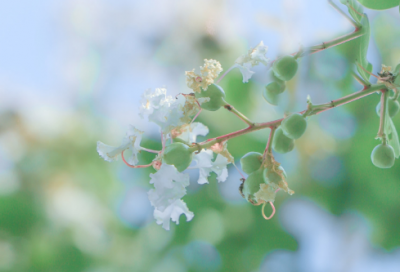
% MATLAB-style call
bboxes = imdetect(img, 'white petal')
[192,150,214,184]
[250,41,269,66]
[154,199,194,230]
[97,141,129,162]
[177,122,209,143]
[236,63,255,83]
[97,125,143,165]
[211,154,229,182]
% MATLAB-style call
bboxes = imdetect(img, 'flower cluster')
[185,59,223,93]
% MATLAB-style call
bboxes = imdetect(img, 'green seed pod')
[394,74,400,87]
[240,152,263,174]
[195,83,226,111]
[357,0,399,10]
[281,113,307,139]
[263,82,284,105]
[242,169,264,200]
[376,100,400,118]
[263,166,287,184]
[269,70,285,85]
[272,128,295,154]
[272,55,298,81]
[163,143,193,172]
[371,144,395,168]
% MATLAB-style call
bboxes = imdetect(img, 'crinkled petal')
[96,141,128,162]
[250,41,269,66]
[177,122,209,143]
[236,63,255,83]
[192,150,230,184]
[212,154,229,182]
[97,125,143,165]
[254,183,279,203]
[192,150,214,184]
[154,199,194,230]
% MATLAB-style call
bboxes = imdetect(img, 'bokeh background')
[1,0,400,271]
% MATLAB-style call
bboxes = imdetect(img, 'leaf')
[341,0,364,24]
[356,15,372,82]
[357,0,399,10]
[388,118,400,158]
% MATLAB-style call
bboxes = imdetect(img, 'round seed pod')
[376,100,400,118]
[242,169,264,200]
[263,82,285,105]
[357,0,399,10]
[371,144,395,168]
[240,152,263,174]
[163,143,193,172]
[263,166,287,184]
[272,128,295,154]
[195,84,226,111]
[269,70,285,85]
[272,55,298,81]
[281,113,307,139]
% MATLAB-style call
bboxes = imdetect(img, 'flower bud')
[272,128,294,154]
[240,152,263,174]
[263,82,285,105]
[371,144,395,168]
[281,113,307,139]
[242,169,264,201]
[272,55,298,81]
[163,143,193,172]
[195,83,226,111]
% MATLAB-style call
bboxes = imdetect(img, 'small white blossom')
[139,88,183,133]
[192,150,230,184]
[235,41,269,83]
[97,125,143,165]
[147,164,193,230]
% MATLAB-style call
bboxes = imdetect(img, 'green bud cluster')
[195,84,226,111]
[240,152,287,201]
[272,113,307,154]
[263,56,298,105]
[163,142,194,172]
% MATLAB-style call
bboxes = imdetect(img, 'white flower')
[192,150,230,184]
[97,125,143,165]
[147,164,193,230]
[185,59,223,93]
[235,41,269,83]
[175,122,209,143]
[139,88,184,134]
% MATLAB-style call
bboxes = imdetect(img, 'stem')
[141,147,160,154]
[286,29,361,60]
[377,89,389,143]
[121,151,153,168]
[328,0,359,29]
[216,65,236,84]
[351,71,371,87]
[197,84,387,149]
[262,127,276,162]
[223,100,255,127]
[262,202,276,220]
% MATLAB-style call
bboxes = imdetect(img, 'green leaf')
[341,0,364,24]
[357,0,399,10]
[356,15,372,82]
[388,118,400,158]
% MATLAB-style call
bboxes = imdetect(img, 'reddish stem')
[121,150,153,169]
[262,202,276,220]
